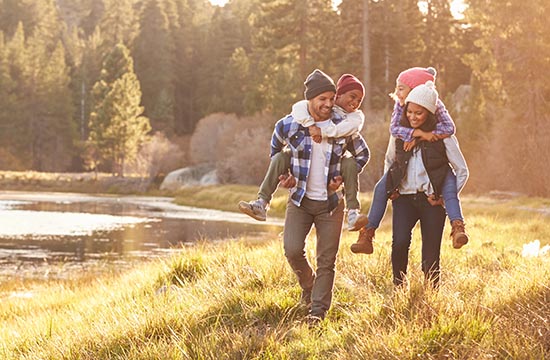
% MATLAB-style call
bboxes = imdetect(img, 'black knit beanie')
[304,69,336,100]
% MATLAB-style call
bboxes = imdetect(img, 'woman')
[385,81,469,287]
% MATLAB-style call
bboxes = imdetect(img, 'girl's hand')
[309,125,321,137]
[413,129,438,142]
[403,139,417,152]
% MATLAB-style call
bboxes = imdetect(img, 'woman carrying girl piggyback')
[384,81,469,287]
[350,67,470,254]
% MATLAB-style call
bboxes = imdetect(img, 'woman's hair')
[400,102,437,132]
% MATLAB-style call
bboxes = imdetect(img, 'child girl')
[385,80,468,286]
[350,67,469,254]
[239,73,369,231]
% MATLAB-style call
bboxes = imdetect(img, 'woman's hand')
[427,194,444,206]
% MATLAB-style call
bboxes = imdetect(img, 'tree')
[88,43,151,176]
[133,0,176,132]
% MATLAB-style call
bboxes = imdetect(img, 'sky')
[209,0,468,19]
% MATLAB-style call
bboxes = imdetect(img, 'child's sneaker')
[350,227,375,254]
[451,220,469,249]
[238,199,267,221]
[347,209,369,231]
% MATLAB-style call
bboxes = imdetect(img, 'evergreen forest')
[0,0,548,196]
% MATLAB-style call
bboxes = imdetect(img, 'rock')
[160,164,219,191]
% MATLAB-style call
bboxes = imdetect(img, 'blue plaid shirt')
[271,112,370,212]
[390,99,456,142]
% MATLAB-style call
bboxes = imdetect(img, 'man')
[271,69,370,324]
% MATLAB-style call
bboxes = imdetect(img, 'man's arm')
[270,118,287,158]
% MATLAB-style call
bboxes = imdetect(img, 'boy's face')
[308,91,335,121]
[335,89,363,113]
[406,102,429,128]
[395,81,412,106]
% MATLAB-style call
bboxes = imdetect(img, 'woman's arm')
[433,99,456,136]
[384,136,397,173]
[444,135,469,192]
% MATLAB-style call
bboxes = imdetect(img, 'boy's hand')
[403,139,417,152]
[278,171,296,189]
[312,135,322,143]
[309,125,321,137]
[328,175,343,191]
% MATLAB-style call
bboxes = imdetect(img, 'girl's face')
[395,81,412,106]
[335,89,363,113]
[406,102,429,128]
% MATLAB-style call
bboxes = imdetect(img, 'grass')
[1,188,549,359]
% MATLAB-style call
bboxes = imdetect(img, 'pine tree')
[133,0,175,132]
[88,43,151,176]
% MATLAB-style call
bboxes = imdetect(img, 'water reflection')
[0,193,282,279]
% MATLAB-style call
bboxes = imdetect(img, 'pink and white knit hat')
[397,67,437,89]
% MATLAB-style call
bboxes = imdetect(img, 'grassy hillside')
[1,190,549,359]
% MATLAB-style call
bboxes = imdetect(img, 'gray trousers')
[283,197,344,317]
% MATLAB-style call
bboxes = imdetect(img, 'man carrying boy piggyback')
[268,69,370,324]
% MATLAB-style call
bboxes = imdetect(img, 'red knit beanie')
[336,74,365,99]
[397,67,437,89]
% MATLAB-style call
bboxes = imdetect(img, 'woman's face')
[395,81,412,106]
[335,89,363,113]
[406,102,429,128]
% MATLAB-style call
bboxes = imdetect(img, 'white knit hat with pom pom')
[405,80,438,114]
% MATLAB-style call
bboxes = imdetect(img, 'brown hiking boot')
[350,227,375,254]
[451,220,469,249]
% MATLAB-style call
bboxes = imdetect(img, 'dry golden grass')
[1,190,549,359]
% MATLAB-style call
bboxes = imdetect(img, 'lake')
[0,191,283,280]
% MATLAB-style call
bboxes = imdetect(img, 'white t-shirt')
[305,119,331,200]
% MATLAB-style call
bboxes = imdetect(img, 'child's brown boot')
[350,227,375,254]
[451,220,469,249]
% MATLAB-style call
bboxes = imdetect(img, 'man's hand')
[403,138,418,152]
[427,194,444,206]
[278,171,296,189]
[328,175,343,191]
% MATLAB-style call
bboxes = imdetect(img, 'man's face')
[308,91,335,121]
[336,89,363,113]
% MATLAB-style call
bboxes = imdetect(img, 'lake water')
[0,191,283,280]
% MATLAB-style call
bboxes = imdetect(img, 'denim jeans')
[283,197,344,318]
[391,193,446,286]
[366,169,463,229]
